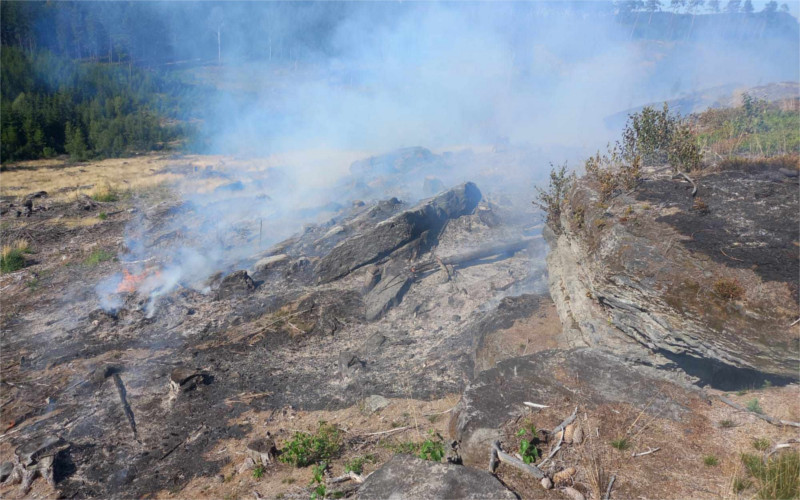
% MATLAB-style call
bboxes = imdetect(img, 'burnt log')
[315,182,481,283]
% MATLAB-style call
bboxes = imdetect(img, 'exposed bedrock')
[544,165,799,390]
[357,454,517,500]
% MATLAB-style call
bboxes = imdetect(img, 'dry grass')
[0,156,184,202]
[0,150,368,203]
[1,239,30,273]
[159,394,458,499]
[714,278,745,301]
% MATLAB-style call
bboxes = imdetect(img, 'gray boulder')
[357,455,516,499]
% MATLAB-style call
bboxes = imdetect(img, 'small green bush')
[746,399,763,414]
[517,425,541,464]
[733,476,752,493]
[84,249,114,266]
[719,419,736,429]
[610,438,630,451]
[91,183,118,202]
[704,455,719,466]
[418,431,445,462]
[533,162,574,233]
[621,103,701,172]
[753,439,771,451]
[279,422,342,468]
[344,455,375,475]
[1,248,25,273]
[742,451,800,499]
[310,462,327,500]
[252,465,265,479]
[98,212,108,220]
[1,240,31,273]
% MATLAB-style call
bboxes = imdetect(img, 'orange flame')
[117,268,160,293]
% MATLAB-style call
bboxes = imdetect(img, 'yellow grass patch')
[0,150,370,202]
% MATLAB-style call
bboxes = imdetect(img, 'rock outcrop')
[357,455,516,499]
[316,182,482,283]
[545,164,799,390]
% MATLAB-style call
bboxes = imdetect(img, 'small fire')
[117,268,160,293]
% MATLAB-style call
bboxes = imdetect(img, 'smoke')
[93,1,798,311]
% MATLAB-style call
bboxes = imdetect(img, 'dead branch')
[672,172,698,197]
[362,425,413,437]
[538,429,564,468]
[422,405,457,417]
[718,396,800,428]
[604,474,617,500]
[524,402,549,409]
[552,407,578,435]
[720,248,744,262]
[328,471,365,484]
[789,317,800,327]
[765,438,800,460]
[489,441,545,479]
[631,447,660,457]
[225,392,272,406]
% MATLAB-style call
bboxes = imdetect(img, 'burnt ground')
[635,162,799,291]
[0,151,557,499]
[1,151,799,500]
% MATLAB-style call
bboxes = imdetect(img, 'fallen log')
[718,396,800,428]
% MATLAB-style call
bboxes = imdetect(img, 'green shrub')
[418,431,445,462]
[1,239,29,273]
[696,94,800,157]
[517,425,541,464]
[719,419,736,429]
[98,212,108,220]
[91,183,118,202]
[344,455,375,475]
[704,455,719,466]
[279,422,342,467]
[610,438,630,451]
[533,162,574,233]
[753,439,771,451]
[310,462,327,500]
[621,103,701,172]
[742,451,800,499]
[733,476,752,493]
[252,465,265,479]
[746,399,763,414]
[84,249,114,266]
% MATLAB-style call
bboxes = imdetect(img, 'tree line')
[0,45,193,162]
[615,0,791,15]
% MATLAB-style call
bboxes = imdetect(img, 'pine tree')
[64,122,88,160]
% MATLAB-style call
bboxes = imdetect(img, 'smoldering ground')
[91,1,798,310]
